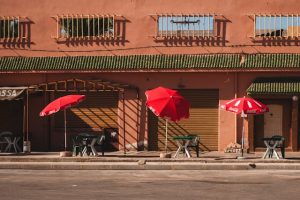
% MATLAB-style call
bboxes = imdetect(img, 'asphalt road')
[0,170,300,200]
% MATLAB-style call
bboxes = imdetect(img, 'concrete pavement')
[2,170,300,200]
[1,151,300,170]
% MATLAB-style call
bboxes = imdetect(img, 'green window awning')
[247,77,300,95]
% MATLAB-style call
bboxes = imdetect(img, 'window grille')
[0,16,20,39]
[54,14,115,39]
[254,14,300,38]
[155,14,215,38]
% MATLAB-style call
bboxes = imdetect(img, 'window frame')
[54,14,115,40]
[254,14,300,38]
[155,14,215,38]
[0,16,20,39]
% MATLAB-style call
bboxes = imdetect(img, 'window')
[54,15,115,39]
[156,14,214,38]
[0,17,19,39]
[255,15,300,37]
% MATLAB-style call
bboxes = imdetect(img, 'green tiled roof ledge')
[0,54,300,71]
[247,77,300,95]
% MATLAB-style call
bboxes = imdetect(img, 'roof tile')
[247,77,300,95]
[0,54,300,71]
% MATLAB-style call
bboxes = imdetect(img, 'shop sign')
[0,87,27,100]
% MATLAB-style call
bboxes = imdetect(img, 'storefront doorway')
[0,100,24,141]
[264,104,283,137]
[254,99,291,149]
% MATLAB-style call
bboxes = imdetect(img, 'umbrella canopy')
[145,87,190,152]
[40,95,86,116]
[40,94,86,151]
[221,96,269,115]
[145,87,190,121]
[221,96,269,157]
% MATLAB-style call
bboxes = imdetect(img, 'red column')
[291,97,298,151]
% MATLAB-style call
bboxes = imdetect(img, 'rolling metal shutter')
[148,89,219,151]
[54,92,119,130]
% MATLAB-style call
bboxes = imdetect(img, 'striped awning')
[247,77,300,95]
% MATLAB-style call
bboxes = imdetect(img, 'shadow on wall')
[118,97,141,151]
[252,37,300,46]
[51,91,141,152]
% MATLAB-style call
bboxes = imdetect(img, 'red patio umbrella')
[145,87,190,152]
[40,95,86,151]
[221,96,269,157]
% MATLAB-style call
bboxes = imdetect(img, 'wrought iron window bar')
[0,16,27,40]
[52,14,119,40]
[254,14,300,38]
[153,14,216,39]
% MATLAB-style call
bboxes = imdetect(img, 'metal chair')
[71,135,84,156]
[271,135,285,159]
[0,131,13,152]
[83,136,100,156]
[187,134,200,157]
[96,134,105,156]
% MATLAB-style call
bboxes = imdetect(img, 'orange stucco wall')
[1,0,300,57]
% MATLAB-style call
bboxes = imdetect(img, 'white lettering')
[11,90,17,96]
[0,90,6,96]
[0,89,18,97]
[7,90,12,96]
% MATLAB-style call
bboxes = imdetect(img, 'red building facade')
[0,0,299,152]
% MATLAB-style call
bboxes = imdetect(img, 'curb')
[1,158,300,163]
[1,162,300,170]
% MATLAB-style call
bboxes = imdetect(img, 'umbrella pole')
[237,112,247,159]
[64,109,67,151]
[23,103,26,143]
[26,88,29,142]
[240,111,248,158]
[165,119,168,153]
[241,118,245,157]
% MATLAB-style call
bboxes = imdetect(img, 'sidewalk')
[1,151,300,170]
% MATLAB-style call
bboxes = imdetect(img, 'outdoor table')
[172,135,196,158]
[78,133,99,156]
[262,137,283,159]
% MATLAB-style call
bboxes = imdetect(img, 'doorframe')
[248,95,298,152]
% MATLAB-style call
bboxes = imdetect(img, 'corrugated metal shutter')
[148,89,219,151]
[54,92,119,130]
